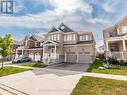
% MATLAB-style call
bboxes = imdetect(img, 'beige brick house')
[103,16,127,61]
[42,23,96,64]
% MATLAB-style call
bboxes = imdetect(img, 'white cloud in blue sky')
[0,0,127,46]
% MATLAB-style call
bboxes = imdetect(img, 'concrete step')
[0,83,29,95]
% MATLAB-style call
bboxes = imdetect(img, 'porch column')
[43,45,45,58]
[106,41,109,51]
[55,45,57,59]
[21,49,23,56]
[15,50,18,58]
[65,52,66,62]
[123,39,126,50]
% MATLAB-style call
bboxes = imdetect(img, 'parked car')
[12,56,32,63]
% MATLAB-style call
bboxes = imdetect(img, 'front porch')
[15,46,42,61]
[42,40,62,64]
[106,36,127,60]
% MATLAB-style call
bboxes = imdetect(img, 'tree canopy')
[0,34,13,57]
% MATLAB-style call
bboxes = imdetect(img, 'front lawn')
[71,76,127,95]
[87,59,127,76]
[19,62,47,68]
[0,66,31,77]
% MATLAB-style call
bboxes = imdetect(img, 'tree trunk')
[40,47,43,62]
[1,58,4,69]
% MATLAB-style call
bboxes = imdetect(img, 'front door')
[50,48,55,59]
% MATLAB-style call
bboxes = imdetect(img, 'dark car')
[12,56,32,63]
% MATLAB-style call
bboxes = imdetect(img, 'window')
[80,35,89,41]
[57,34,60,40]
[73,34,76,40]
[51,35,53,40]
[64,34,74,41]
[54,35,57,41]
[64,35,67,41]
[67,35,69,41]
[109,32,113,37]
[122,26,127,33]
[69,35,72,41]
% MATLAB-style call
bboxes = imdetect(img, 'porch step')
[0,83,29,95]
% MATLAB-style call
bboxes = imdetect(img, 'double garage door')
[66,54,92,64]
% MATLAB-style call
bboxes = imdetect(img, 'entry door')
[50,48,55,59]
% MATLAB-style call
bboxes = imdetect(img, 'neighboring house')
[15,35,44,61]
[12,40,23,58]
[42,23,96,64]
[103,16,127,61]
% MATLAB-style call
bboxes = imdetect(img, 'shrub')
[118,60,126,66]
[107,56,119,65]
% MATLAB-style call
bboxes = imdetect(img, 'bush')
[118,60,126,66]
[107,56,119,65]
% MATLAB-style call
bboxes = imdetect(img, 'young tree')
[0,34,13,69]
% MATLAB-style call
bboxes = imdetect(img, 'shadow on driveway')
[46,63,90,72]
[31,63,89,77]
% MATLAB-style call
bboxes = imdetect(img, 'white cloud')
[88,18,112,24]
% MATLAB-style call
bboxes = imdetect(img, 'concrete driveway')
[0,68,83,95]
[46,63,90,72]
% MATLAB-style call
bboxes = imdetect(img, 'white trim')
[42,40,58,46]
[17,48,42,51]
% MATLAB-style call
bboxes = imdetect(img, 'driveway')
[0,68,83,95]
[46,63,90,72]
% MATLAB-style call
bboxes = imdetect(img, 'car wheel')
[17,60,21,63]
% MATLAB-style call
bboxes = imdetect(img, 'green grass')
[87,59,127,76]
[0,66,31,77]
[71,76,127,95]
[19,62,47,68]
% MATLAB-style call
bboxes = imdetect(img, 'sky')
[0,0,127,47]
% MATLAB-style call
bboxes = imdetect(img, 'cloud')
[0,0,127,47]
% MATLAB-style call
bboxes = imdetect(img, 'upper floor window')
[109,32,113,37]
[79,35,88,41]
[64,34,76,41]
[48,34,60,41]
[122,26,127,33]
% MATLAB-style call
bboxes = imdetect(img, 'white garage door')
[29,54,34,61]
[65,54,92,64]
[78,54,92,64]
[35,54,41,61]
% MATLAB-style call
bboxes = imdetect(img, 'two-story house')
[15,35,44,61]
[42,23,96,64]
[103,16,127,61]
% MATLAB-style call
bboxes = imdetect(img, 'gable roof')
[48,26,59,33]
[117,15,127,25]
[58,23,74,32]
[13,40,23,45]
